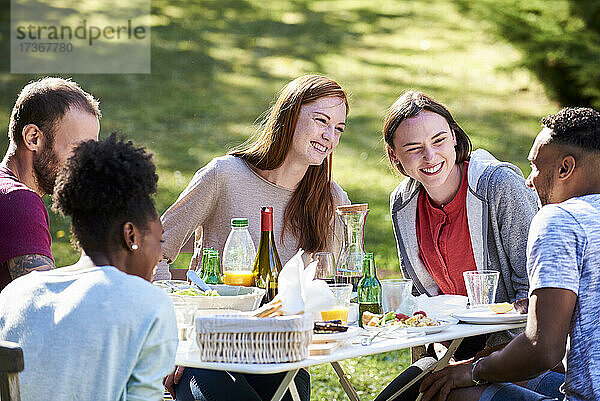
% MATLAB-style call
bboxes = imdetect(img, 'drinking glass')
[321,283,352,323]
[463,270,500,307]
[172,299,196,350]
[381,279,413,313]
[312,252,336,282]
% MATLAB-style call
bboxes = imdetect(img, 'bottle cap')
[260,206,273,231]
[231,218,249,228]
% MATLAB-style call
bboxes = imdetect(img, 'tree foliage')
[456,0,600,110]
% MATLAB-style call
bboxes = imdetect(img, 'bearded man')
[0,77,100,291]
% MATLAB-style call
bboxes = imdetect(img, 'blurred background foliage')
[455,0,600,110]
[0,1,596,398]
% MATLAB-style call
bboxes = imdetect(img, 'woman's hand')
[163,365,185,399]
[419,362,474,401]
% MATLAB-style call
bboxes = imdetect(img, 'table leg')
[269,369,300,401]
[331,361,361,401]
[289,380,301,401]
[387,338,464,401]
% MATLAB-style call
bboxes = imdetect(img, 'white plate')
[313,325,359,342]
[403,319,456,335]
[452,309,527,324]
[363,319,455,335]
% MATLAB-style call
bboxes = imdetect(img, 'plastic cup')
[381,279,413,313]
[172,298,196,350]
[321,283,352,323]
[463,270,500,307]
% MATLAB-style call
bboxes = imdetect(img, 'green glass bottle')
[252,206,283,303]
[358,252,382,327]
[204,249,224,285]
[198,247,213,280]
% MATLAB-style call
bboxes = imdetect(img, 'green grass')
[310,350,411,401]
[0,0,560,398]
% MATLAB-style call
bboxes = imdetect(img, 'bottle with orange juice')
[222,218,256,286]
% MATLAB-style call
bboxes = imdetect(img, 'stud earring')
[131,244,139,250]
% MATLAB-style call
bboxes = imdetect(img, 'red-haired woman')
[161,75,350,401]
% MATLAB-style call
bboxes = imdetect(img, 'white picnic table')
[176,320,526,401]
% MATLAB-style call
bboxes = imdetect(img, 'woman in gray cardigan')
[384,91,537,306]
[374,92,559,401]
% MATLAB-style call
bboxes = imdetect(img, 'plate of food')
[452,301,528,324]
[403,319,455,335]
[362,311,455,335]
[154,280,265,311]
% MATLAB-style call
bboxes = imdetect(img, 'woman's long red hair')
[230,75,348,253]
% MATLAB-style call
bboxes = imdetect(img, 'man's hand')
[420,288,576,401]
[419,362,474,401]
[163,365,185,399]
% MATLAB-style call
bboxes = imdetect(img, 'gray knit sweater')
[155,155,350,280]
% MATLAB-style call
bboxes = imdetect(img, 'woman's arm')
[157,159,220,276]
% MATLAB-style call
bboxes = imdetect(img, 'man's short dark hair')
[52,133,158,252]
[8,77,101,148]
[542,107,600,152]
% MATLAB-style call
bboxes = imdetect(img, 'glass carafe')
[335,203,368,290]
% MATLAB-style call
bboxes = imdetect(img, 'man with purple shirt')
[0,77,101,291]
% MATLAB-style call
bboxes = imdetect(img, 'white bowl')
[154,281,265,311]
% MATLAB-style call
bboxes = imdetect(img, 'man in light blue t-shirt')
[418,107,600,401]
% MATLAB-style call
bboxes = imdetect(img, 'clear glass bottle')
[252,207,282,303]
[222,218,256,286]
[336,203,369,290]
[358,252,382,327]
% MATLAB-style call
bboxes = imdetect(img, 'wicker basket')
[195,314,313,363]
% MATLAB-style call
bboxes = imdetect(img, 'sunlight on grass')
[311,350,411,401]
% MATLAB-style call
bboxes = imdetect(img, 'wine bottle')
[358,252,382,327]
[252,207,282,303]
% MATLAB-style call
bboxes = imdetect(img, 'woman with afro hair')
[0,134,178,401]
